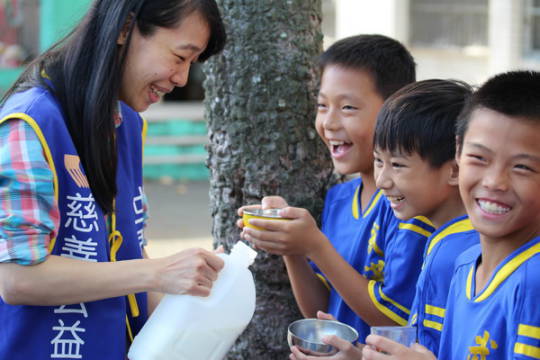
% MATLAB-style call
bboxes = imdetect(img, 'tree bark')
[203,1,332,358]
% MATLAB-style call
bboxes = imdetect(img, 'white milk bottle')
[128,241,257,360]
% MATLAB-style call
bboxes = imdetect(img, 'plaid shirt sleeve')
[0,119,59,265]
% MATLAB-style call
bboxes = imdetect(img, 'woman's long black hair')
[1,0,226,214]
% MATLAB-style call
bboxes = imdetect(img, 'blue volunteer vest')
[0,85,148,360]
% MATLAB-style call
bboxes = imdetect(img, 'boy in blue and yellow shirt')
[238,35,433,349]
[363,71,540,360]
[373,79,478,355]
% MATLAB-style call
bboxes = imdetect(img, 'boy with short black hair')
[363,71,540,360]
[373,79,478,355]
[239,34,433,347]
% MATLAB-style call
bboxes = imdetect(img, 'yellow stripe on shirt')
[352,187,383,220]
[363,190,383,218]
[515,343,540,359]
[141,115,148,147]
[475,241,540,302]
[426,218,473,256]
[415,216,434,227]
[466,266,474,300]
[367,280,409,326]
[398,223,432,237]
[423,305,445,331]
[352,185,360,220]
[425,304,446,318]
[316,273,331,291]
[518,324,540,340]
[423,319,443,331]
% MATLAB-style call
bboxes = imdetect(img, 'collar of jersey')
[352,185,382,220]
[426,215,473,257]
[466,236,540,302]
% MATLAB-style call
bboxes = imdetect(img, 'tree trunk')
[203,1,332,358]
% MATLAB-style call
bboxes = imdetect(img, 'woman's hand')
[154,248,224,297]
[362,335,436,360]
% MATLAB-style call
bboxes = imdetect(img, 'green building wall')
[1,0,91,94]
[40,0,92,52]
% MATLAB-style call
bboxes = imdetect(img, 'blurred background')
[1,0,539,256]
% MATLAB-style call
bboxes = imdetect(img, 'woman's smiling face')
[119,11,210,112]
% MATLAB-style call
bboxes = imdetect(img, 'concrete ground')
[143,180,214,258]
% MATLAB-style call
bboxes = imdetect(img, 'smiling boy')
[240,35,434,346]
[373,79,478,355]
[363,71,540,360]
[438,70,540,360]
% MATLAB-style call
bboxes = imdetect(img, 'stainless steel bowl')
[243,208,284,218]
[287,319,359,356]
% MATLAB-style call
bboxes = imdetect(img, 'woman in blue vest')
[0,0,226,358]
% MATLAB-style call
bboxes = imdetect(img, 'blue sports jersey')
[409,215,479,354]
[438,237,540,360]
[311,177,433,342]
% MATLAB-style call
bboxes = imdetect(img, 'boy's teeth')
[329,140,345,146]
[478,200,510,215]
[388,196,404,202]
[151,87,164,97]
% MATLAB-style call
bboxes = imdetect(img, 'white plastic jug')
[128,241,257,360]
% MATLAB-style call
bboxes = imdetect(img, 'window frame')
[524,0,540,59]
[408,0,489,51]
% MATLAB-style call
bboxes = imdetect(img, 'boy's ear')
[117,13,135,45]
[448,159,459,186]
[455,136,462,165]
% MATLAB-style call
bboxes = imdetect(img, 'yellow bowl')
[242,208,289,230]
